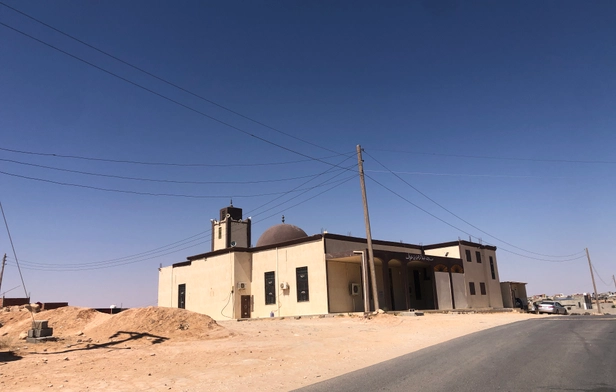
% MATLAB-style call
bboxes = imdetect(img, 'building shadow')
[39,331,169,355]
[0,351,22,363]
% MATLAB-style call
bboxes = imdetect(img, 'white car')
[537,301,568,315]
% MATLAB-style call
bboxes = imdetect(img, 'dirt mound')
[0,306,110,339]
[1,306,229,345]
[86,307,230,342]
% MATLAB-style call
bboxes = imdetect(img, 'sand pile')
[86,307,230,342]
[0,306,110,339]
[0,306,229,343]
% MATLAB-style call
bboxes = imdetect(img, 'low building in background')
[555,294,593,312]
[500,281,528,309]
[0,297,30,307]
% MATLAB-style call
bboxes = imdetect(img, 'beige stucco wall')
[157,252,242,321]
[325,238,422,256]
[435,271,453,309]
[233,252,253,317]
[212,221,226,252]
[327,261,363,313]
[459,245,503,308]
[426,243,504,309]
[451,273,468,309]
[425,245,461,259]
[229,221,249,248]
[251,239,328,318]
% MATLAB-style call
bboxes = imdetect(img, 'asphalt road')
[295,315,616,392]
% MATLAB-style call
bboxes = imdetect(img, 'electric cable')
[364,173,586,262]
[370,149,616,165]
[365,169,594,179]
[0,168,352,199]
[248,154,358,215]
[0,1,340,155]
[0,201,35,323]
[5,172,357,271]
[0,157,348,185]
[591,263,610,287]
[0,146,352,168]
[0,21,344,168]
[364,150,586,259]
[4,156,357,269]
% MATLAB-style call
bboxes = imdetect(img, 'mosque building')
[158,204,504,320]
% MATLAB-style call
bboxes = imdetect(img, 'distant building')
[158,205,505,320]
[557,294,593,312]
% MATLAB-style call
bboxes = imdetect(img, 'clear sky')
[0,1,614,307]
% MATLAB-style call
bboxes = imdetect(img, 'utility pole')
[612,275,616,290]
[585,248,601,314]
[0,254,6,294]
[357,145,379,312]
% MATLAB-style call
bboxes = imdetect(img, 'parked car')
[537,301,568,315]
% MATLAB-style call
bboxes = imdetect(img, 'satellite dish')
[230,241,237,247]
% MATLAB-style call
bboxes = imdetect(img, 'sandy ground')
[0,306,539,391]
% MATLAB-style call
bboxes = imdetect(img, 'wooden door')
[241,295,251,318]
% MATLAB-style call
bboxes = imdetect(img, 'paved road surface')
[296,315,616,392]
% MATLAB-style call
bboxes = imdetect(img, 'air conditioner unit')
[349,283,360,296]
[280,282,289,290]
[236,282,247,290]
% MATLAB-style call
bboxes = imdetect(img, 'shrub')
[0,336,14,350]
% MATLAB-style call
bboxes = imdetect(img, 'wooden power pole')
[357,145,379,312]
[0,254,6,294]
[585,248,601,314]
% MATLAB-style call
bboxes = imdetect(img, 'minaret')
[211,204,251,251]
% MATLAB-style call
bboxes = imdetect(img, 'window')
[296,266,309,302]
[178,284,186,309]
[413,270,422,300]
[489,256,496,279]
[465,249,472,262]
[475,251,482,263]
[265,271,276,305]
[469,282,476,295]
[218,226,222,239]
[480,282,486,295]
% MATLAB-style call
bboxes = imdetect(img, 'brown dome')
[256,224,308,247]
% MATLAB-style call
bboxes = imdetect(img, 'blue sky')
[0,1,614,307]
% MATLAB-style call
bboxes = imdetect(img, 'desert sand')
[0,306,536,391]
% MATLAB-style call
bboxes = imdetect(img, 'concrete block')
[32,320,49,329]
[28,328,53,338]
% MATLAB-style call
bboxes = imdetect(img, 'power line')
[364,150,585,259]
[370,149,616,164]
[0,21,342,168]
[365,169,597,179]
[0,146,351,168]
[5,175,356,271]
[364,173,585,262]
[591,263,610,287]
[4,156,359,270]
[0,157,348,185]
[0,202,29,297]
[248,155,358,216]
[0,168,352,199]
[0,1,340,155]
